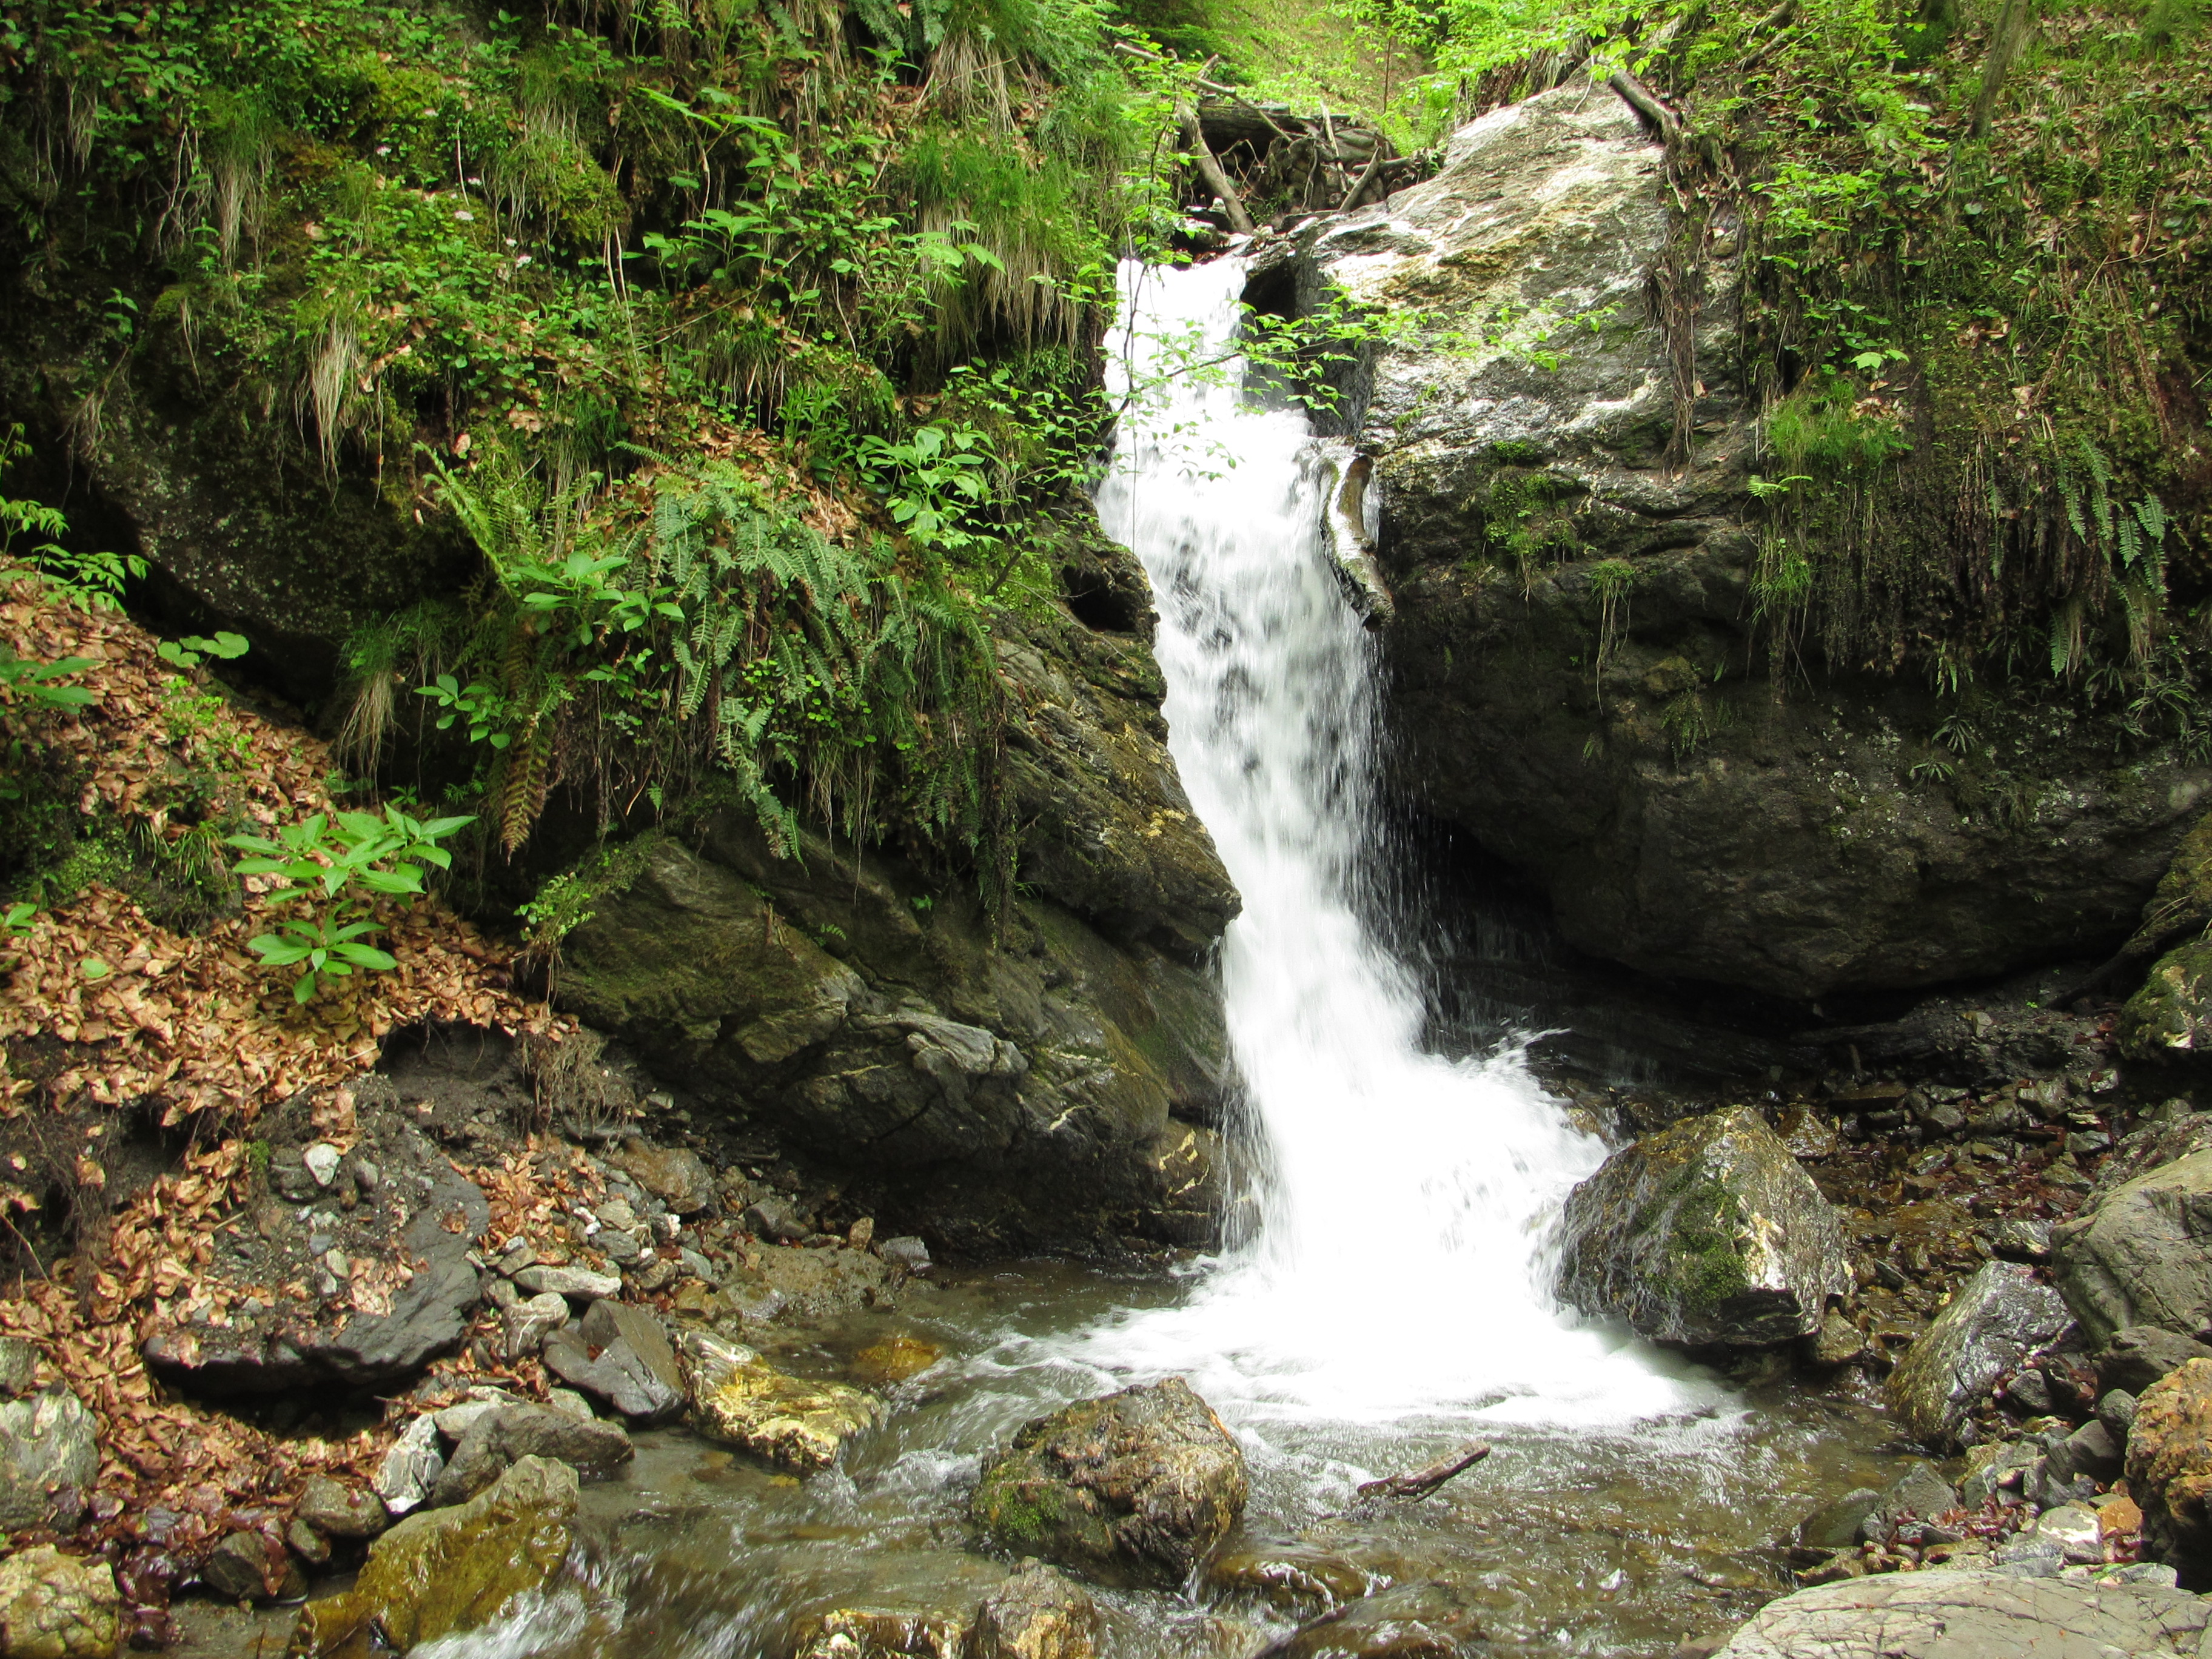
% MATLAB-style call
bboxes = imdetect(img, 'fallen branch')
[1176,99,1257,235]
[1355,1441,1491,1500]
[1606,71,1684,145]
[1337,148,1387,213]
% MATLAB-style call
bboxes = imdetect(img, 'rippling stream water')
[414,260,1919,1659]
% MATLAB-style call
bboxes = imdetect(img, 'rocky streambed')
[3,967,2202,1659]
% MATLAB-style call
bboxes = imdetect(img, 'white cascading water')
[1078,258,1706,1430]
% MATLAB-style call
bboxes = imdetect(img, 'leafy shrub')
[227,806,474,1001]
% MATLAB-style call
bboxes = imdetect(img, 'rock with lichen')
[971,1378,1246,1587]
[289,1455,577,1657]
[0,1544,120,1659]
[679,1332,883,1473]
[1555,1107,1851,1349]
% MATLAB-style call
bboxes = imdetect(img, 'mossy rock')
[1555,1107,1851,1349]
[971,1378,1247,1588]
[2119,937,2212,1063]
[289,1454,577,1657]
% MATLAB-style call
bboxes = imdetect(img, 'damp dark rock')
[1556,1108,1851,1349]
[1883,1261,2071,1450]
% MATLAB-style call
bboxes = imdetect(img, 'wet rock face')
[1712,1567,2212,1657]
[1294,78,2207,1000]
[1555,1107,1850,1348]
[0,1544,121,1659]
[2054,1148,2212,1346]
[561,820,1233,1253]
[2128,1358,2212,1585]
[292,1453,578,1657]
[971,1378,1248,1587]
[1882,1261,2073,1450]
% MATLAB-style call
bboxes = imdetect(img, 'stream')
[420,260,1918,1658]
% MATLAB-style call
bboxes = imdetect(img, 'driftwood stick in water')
[1355,1441,1492,1500]
[1176,99,1256,235]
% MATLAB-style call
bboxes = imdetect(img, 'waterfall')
[1083,258,1700,1429]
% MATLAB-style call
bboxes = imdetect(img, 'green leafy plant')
[156,632,250,669]
[226,806,474,1001]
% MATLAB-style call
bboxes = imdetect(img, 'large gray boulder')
[1883,1261,2072,1450]
[1555,1107,1851,1348]
[0,1382,98,1533]
[1285,78,2209,1000]
[1712,1567,2212,1657]
[2054,1148,2212,1346]
[971,1379,1247,1587]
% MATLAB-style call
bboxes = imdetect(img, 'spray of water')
[1079,258,1704,1429]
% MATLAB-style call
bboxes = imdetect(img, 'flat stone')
[0,1544,120,1658]
[296,1475,390,1540]
[972,1378,1246,1587]
[1992,1218,2052,1262]
[742,1199,810,1245]
[302,1143,342,1187]
[292,1456,578,1655]
[969,1562,1101,1659]
[201,1529,292,1604]
[580,1301,684,1401]
[501,1292,570,1361]
[609,1138,717,1215]
[0,1381,96,1535]
[1797,1490,1880,1550]
[1257,1581,1481,1658]
[430,1403,633,1507]
[541,1327,682,1424]
[372,1414,445,1517]
[545,1389,595,1422]
[2029,1502,2105,1564]
[1883,1261,2071,1449]
[512,1265,623,1303]
[679,1332,883,1473]
[877,1236,931,1275]
[286,1517,330,1569]
[1557,1108,1852,1349]
[1712,1567,2212,1657]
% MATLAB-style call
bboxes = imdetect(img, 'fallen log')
[1355,1441,1491,1500]
[1176,99,1257,235]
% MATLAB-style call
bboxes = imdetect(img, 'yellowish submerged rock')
[680,1332,884,1473]
[289,1455,577,1657]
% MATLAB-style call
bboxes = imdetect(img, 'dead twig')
[1355,1441,1492,1500]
